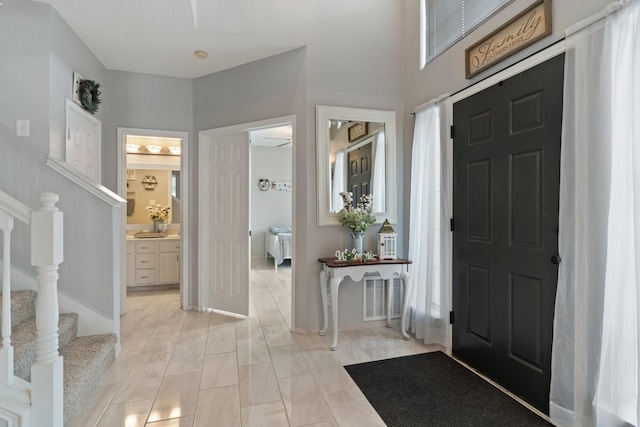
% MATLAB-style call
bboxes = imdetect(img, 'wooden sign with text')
[465,0,552,78]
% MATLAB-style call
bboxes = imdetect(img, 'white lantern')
[378,219,397,259]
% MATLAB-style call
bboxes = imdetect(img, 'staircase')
[0,290,117,424]
[1,190,119,426]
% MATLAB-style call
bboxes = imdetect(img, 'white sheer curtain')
[550,1,640,425]
[408,95,451,347]
[331,149,347,213]
[371,130,386,212]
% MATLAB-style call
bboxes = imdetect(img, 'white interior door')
[199,132,250,316]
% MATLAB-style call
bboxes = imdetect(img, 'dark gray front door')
[348,143,372,206]
[452,53,564,413]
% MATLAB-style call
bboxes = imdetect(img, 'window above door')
[420,0,514,68]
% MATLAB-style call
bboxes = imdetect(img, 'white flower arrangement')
[147,204,170,221]
[338,192,376,234]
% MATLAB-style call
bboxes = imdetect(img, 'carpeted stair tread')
[0,290,37,329]
[12,312,78,381]
[61,333,117,424]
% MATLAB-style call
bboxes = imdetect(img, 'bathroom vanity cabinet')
[126,236,180,288]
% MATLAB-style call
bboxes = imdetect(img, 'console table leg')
[386,278,392,328]
[329,276,341,350]
[319,270,328,336]
[400,272,412,340]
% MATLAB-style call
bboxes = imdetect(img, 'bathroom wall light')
[168,146,181,155]
[146,145,162,154]
[126,144,140,152]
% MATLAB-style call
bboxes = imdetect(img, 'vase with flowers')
[147,204,170,233]
[338,192,376,254]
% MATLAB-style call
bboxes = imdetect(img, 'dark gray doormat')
[344,351,553,427]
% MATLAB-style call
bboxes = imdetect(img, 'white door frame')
[199,115,296,328]
[117,127,190,312]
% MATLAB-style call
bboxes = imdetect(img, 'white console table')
[318,258,413,350]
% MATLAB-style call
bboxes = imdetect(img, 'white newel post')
[0,210,15,385]
[30,193,64,427]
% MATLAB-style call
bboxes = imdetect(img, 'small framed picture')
[72,72,84,104]
[348,122,368,142]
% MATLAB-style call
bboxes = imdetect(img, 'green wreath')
[78,79,101,115]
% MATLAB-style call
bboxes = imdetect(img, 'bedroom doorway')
[250,125,294,329]
[199,116,296,328]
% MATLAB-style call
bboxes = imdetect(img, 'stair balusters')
[0,205,15,385]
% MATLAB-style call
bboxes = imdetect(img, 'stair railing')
[0,190,31,385]
[0,191,64,427]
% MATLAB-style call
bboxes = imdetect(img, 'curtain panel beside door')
[408,95,451,349]
[550,1,640,425]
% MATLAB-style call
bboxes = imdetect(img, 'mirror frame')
[316,105,397,226]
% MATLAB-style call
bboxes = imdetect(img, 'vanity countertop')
[126,234,180,241]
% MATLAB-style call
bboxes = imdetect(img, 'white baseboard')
[57,293,115,337]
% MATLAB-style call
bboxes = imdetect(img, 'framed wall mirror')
[316,105,397,226]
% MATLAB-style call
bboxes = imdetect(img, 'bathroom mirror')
[126,167,181,225]
[316,105,397,226]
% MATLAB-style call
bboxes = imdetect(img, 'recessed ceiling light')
[194,50,208,59]
[0,2,4,7]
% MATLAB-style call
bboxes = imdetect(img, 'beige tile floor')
[68,258,440,427]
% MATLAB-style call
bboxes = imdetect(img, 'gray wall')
[193,0,405,331]
[102,71,194,191]
[0,1,116,319]
[401,0,615,246]
[10,0,602,333]
[250,146,293,258]
[2,0,405,332]
[49,9,106,160]
[304,1,405,330]
[193,47,308,314]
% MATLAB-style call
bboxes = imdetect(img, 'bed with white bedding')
[264,226,292,270]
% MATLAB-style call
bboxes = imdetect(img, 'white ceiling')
[34,0,370,79]
[250,125,293,148]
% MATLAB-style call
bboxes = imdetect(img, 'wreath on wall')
[77,79,101,115]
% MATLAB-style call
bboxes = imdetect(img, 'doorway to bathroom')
[117,127,190,314]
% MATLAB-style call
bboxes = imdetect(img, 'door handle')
[550,254,561,265]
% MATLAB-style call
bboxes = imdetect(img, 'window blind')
[420,0,513,68]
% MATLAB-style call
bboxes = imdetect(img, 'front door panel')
[452,53,564,413]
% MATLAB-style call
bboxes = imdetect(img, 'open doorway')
[198,115,296,330]
[117,128,190,314]
[249,125,293,329]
